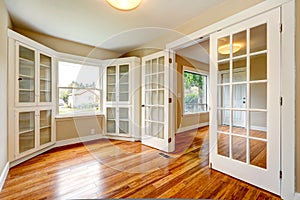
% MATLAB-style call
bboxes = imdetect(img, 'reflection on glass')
[233,58,246,82]
[250,111,267,139]
[152,58,157,73]
[250,53,267,81]
[40,54,52,103]
[218,62,230,84]
[250,24,267,53]
[119,108,128,119]
[233,30,246,57]
[40,110,52,145]
[250,82,267,109]
[158,123,164,139]
[158,57,164,72]
[250,139,267,169]
[232,136,247,163]
[218,133,230,157]
[145,122,151,136]
[232,110,247,135]
[232,84,247,108]
[218,36,230,60]
[218,85,230,108]
[19,111,35,153]
[217,109,230,132]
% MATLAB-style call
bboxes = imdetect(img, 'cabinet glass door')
[107,66,116,102]
[107,107,116,133]
[19,111,35,153]
[40,54,52,103]
[18,45,35,103]
[119,107,129,134]
[40,110,52,145]
[119,64,129,102]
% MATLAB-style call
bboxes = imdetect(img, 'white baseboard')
[250,126,267,132]
[0,162,9,192]
[176,122,209,133]
[294,193,300,200]
[55,134,104,147]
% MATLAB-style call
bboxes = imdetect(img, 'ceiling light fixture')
[106,0,142,11]
[218,44,242,55]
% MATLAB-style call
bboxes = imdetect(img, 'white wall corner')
[294,193,300,200]
[0,162,9,192]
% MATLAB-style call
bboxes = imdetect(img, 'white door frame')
[166,0,295,199]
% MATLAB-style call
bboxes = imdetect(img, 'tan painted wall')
[176,55,209,130]
[13,28,121,60]
[295,0,300,193]
[0,0,11,177]
[56,115,104,141]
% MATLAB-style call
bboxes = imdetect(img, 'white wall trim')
[55,134,104,147]
[176,122,209,134]
[0,162,9,192]
[250,126,267,132]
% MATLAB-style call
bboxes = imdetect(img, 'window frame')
[183,66,209,115]
[56,54,104,117]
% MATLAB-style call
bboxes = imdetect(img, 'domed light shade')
[218,44,241,55]
[106,0,142,11]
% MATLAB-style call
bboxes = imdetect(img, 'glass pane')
[146,60,151,74]
[145,76,151,89]
[250,82,267,109]
[158,74,164,88]
[151,107,158,122]
[152,58,157,73]
[107,108,116,119]
[250,139,267,169]
[145,107,151,121]
[151,91,157,105]
[218,133,229,157]
[119,64,129,74]
[151,74,157,89]
[40,55,52,103]
[218,36,230,60]
[119,121,129,134]
[19,111,35,153]
[232,30,246,57]
[107,66,116,102]
[40,127,51,146]
[107,120,116,133]
[158,56,164,72]
[218,85,230,108]
[250,53,267,81]
[119,108,128,119]
[158,107,164,122]
[19,46,34,61]
[250,111,267,139]
[232,135,247,163]
[232,84,247,108]
[119,93,129,102]
[158,90,164,105]
[151,122,158,138]
[232,110,247,135]
[145,122,151,136]
[145,92,150,105]
[233,59,246,82]
[217,109,230,132]
[218,62,229,84]
[250,24,267,53]
[40,110,52,145]
[158,123,164,139]
[40,110,51,127]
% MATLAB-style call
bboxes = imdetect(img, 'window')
[58,61,101,115]
[183,70,208,113]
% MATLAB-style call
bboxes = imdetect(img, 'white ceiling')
[5,0,225,53]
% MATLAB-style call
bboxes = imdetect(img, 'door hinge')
[169,58,172,64]
[169,98,172,103]
[168,138,172,143]
[280,170,282,179]
[280,23,283,33]
[280,97,283,106]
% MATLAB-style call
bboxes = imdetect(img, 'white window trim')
[182,66,209,115]
[56,53,105,118]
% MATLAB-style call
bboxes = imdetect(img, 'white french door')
[210,8,281,194]
[141,51,175,152]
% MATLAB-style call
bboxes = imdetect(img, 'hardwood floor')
[0,126,280,199]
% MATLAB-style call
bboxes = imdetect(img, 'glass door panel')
[19,111,35,153]
[40,54,52,103]
[40,110,52,145]
[19,45,35,103]
[119,107,129,134]
[119,64,129,102]
[107,107,116,133]
[107,66,116,102]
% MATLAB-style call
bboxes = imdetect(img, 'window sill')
[183,111,209,116]
[55,112,104,120]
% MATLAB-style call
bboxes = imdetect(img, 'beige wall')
[296,0,300,193]
[56,115,104,141]
[0,0,11,177]
[14,28,120,60]
[176,55,209,130]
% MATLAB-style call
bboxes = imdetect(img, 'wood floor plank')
[0,126,281,200]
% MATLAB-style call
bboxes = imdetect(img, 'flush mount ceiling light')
[106,0,142,11]
[218,44,242,55]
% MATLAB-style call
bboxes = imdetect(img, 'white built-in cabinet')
[103,57,141,140]
[8,30,55,161]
